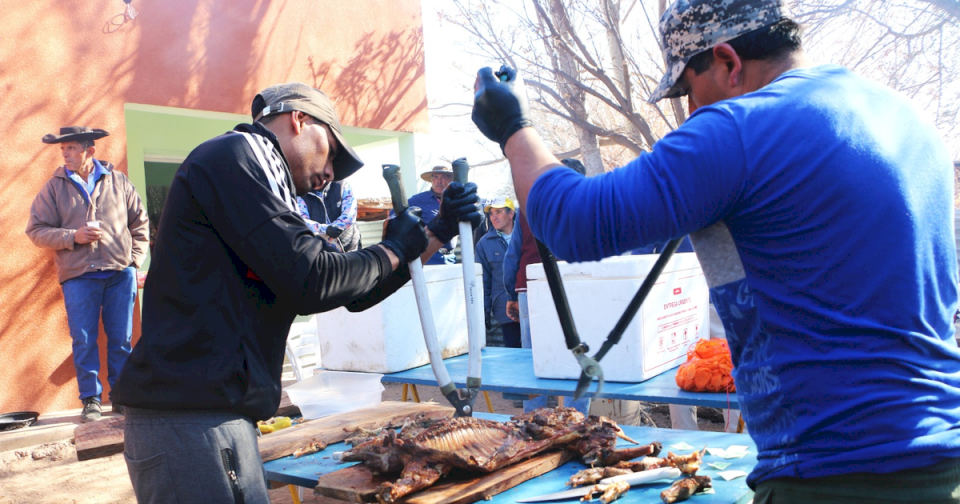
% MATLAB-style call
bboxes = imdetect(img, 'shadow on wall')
[311,28,428,132]
[0,260,77,409]
[0,0,427,414]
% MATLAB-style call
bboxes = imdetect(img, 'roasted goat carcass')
[341,408,661,503]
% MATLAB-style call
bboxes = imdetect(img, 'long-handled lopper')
[381,164,479,416]
[451,158,483,412]
[535,237,684,399]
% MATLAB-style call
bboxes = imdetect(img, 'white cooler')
[527,253,709,383]
[317,263,484,373]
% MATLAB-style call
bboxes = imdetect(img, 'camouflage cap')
[648,0,791,103]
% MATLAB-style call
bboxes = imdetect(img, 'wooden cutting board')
[259,401,454,462]
[314,450,573,503]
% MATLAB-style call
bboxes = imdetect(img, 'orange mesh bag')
[675,339,736,393]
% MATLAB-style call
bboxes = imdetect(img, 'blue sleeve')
[502,214,521,301]
[527,108,747,262]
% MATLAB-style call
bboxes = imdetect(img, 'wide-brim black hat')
[42,126,110,144]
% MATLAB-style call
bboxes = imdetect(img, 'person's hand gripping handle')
[451,158,483,391]
[381,165,455,397]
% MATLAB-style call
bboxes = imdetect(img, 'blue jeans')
[61,267,136,400]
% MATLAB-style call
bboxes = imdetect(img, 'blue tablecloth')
[380,347,739,409]
[263,412,756,503]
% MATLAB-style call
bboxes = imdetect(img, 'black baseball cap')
[252,82,364,180]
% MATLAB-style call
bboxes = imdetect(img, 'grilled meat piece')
[666,450,703,475]
[292,441,327,458]
[613,456,672,471]
[568,466,634,487]
[660,475,712,503]
[581,481,631,503]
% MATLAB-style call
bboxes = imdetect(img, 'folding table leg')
[288,484,302,504]
[411,384,420,402]
[483,391,494,413]
[402,383,409,402]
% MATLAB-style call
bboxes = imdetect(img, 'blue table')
[263,412,756,503]
[380,348,739,409]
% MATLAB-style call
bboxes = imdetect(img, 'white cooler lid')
[415,263,484,283]
[525,252,701,280]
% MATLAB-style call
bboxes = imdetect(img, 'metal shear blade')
[573,353,604,399]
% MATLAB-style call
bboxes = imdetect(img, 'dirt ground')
[0,383,725,504]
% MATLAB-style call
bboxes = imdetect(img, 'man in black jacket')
[111,82,480,504]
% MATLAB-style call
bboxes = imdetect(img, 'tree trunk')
[548,0,604,175]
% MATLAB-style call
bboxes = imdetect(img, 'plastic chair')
[283,317,321,504]
[285,317,321,383]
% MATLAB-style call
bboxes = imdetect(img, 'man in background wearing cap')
[472,0,960,501]
[476,197,520,347]
[111,82,481,503]
[409,165,456,264]
[26,126,149,423]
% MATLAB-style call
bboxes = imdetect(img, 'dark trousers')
[123,407,270,504]
[501,321,522,348]
[754,458,960,503]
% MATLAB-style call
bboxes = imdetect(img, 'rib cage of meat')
[340,408,662,503]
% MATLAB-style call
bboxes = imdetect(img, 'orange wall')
[0,0,428,414]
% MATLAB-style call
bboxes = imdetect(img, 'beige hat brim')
[420,170,453,182]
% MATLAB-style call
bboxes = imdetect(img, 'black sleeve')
[186,135,398,314]
[234,214,398,314]
[346,261,412,312]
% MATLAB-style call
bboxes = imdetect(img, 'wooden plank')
[74,398,426,462]
[259,401,454,463]
[313,463,391,502]
[74,416,125,461]
[314,450,573,504]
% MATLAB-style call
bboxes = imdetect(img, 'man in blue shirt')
[408,165,455,265]
[471,0,960,501]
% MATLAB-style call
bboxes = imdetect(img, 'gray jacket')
[25,162,150,283]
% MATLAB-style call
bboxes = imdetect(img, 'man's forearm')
[503,128,564,213]
[420,227,447,263]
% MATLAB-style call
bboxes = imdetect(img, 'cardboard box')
[317,263,484,373]
[527,253,709,383]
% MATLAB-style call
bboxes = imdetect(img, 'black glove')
[380,207,428,264]
[325,226,343,239]
[485,311,493,330]
[426,181,483,244]
[472,65,535,152]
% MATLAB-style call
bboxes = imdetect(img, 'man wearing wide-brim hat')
[404,164,455,264]
[25,126,150,424]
